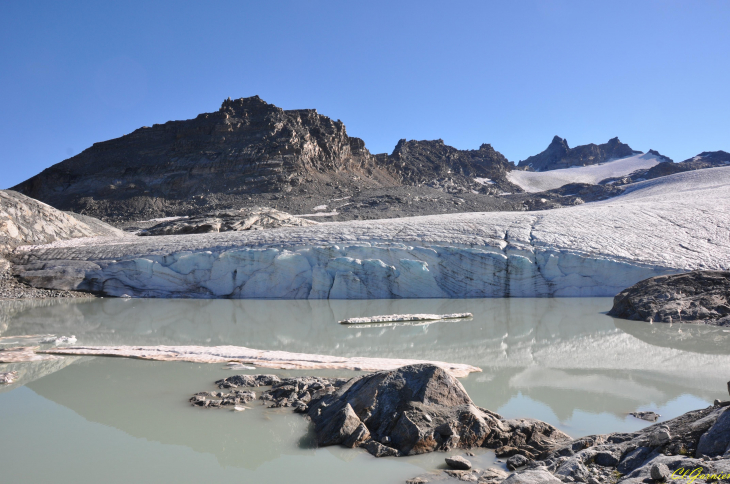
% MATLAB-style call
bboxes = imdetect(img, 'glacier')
[507,152,661,193]
[10,167,730,299]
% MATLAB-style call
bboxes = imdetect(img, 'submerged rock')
[189,389,256,408]
[609,271,730,325]
[629,411,661,422]
[445,455,472,470]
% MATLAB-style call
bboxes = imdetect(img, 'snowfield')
[507,153,661,193]
[11,167,730,299]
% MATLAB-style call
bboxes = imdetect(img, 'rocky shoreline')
[0,263,95,300]
[189,364,730,483]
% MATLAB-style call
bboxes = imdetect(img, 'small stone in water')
[445,456,472,470]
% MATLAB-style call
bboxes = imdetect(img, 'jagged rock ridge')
[12,96,398,221]
[517,136,641,171]
[382,139,516,194]
[11,97,521,222]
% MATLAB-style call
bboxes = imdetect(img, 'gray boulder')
[696,408,730,457]
[502,469,562,484]
[650,462,670,480]
[445,455,472,470]
[507,454,531,470]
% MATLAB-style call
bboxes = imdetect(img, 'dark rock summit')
[384,139,516,194]
[608,271,730,326]
[11,97,521,223]
[12,96,397,222]
[517,136,640,171]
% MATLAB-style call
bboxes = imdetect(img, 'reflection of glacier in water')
[1,297,729,483]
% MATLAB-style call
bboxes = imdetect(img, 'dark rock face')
[608,271,730,326]
[11,97,523,223]
[12,96,397,222]
[517,136,640,171]
[385,139,517,194]
[599,150,730,186]
[305,364,571,458]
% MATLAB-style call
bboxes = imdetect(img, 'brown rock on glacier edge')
[608,270,730,326]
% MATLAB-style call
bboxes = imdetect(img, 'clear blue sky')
[2,0,729,188]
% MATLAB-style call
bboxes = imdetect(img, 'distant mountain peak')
[518,136,640,171]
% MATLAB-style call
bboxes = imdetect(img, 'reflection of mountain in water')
[6,297,730,435]
[613,317,730,355]
[0,356,79,395]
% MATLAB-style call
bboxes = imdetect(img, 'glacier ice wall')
[15,243,675,298]
[11,166,730,299]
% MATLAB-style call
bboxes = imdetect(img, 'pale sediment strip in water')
[0,347,61,363]
[40,345,481,378]
[338,312,472,324]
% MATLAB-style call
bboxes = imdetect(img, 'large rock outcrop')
[608,271,730,326]
[517,136,640,171]
[10,97,526,223]
[407,399,730,483]
[303,364,571,457]
[383,139,517,194]
[518,403,730,483]
[11,96,398,222]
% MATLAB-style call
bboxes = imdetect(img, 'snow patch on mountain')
[507,153,662,193]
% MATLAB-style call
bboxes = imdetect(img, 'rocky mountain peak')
[550,135,569,147]
[384,138,515,193]
[518,136,640,171]
[11,97,396,221]
[647,149,674,163]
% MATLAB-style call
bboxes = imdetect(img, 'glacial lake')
[1,297,729,484]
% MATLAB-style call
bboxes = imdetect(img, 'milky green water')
[1,297,729,484]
